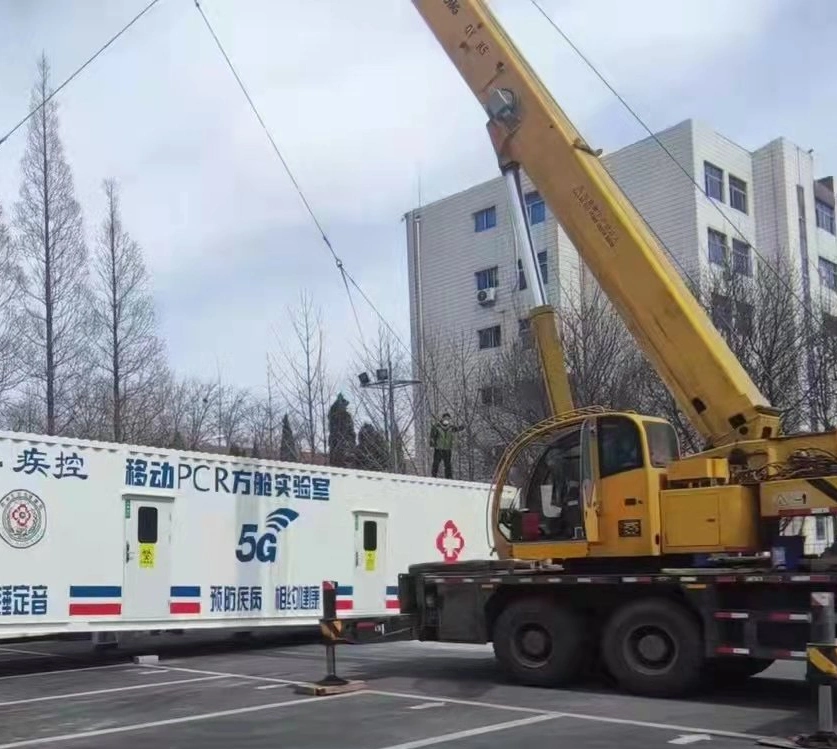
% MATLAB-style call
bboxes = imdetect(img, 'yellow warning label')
[364,550,376,571]
[139,543,155,569]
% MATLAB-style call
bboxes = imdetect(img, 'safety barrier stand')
[294,580,366,697]
[760,592,837,748]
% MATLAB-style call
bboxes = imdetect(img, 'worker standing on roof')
[430,412,463,479]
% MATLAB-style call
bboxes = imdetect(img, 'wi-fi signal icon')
[265,507,300,533]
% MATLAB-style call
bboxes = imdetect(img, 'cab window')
[521,426,584,541]
[644,421,679,467]
[598,416,643,478]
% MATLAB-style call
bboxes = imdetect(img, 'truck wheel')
[704,657,774,683]
[492,597,587,687]
[602,598,703,697]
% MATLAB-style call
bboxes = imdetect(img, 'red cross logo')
[436,520,465,563]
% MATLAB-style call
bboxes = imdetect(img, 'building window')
[474,206,497,233]
[729,175,748,214]
[478,325,501,350]
[735,301,754,338]
[537,250,548,284]
[479,385,504,406]
[816,516,829,541]
[711,293,732,333]
[475,266,498,290]
[517,259,527,291]
[816,199,836,235]
[525,191,545,225]
[824,313,837,337]
[519,318,534,349]
[708,229,728,266]
[820,257,837,291]
[704,162,724,202]
[732,239,752,276]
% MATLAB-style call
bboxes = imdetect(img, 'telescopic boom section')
[412,0,781,446]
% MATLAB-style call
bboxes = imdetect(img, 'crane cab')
[497,412,678,561]
[495,411,762,563]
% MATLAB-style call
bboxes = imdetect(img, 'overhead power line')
[191,1,508,467]
[527,0,818,325]
[0,0,163,149]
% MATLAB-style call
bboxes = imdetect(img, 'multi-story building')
[405,118,837,472]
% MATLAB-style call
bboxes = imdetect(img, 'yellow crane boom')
[412,0,780,448]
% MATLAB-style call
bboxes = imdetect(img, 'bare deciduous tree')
[704,254,808,433]
[0,204,24,409]
[274,291,332,459]
[14,54,91,435]
[92,178,166,442]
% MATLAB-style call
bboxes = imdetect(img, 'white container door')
[122,496,172,620]
[352,512,387,614]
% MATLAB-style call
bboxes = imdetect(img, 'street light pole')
[387,349,398,471]
[357,363,421,473]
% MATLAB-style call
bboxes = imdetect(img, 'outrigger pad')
[294,679,367,696]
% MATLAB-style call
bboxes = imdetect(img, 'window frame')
[137,506,158,544]
[525,191,545,225]
[729,175,748,214]
[474,206,497,233]
[820,257,837,291]
[597,415,645,479]
[475,266,499,291]
[708,228,728,266]
[537,250,548,284]
[477,324,502,350]
[816,199,836,235]
[704,162,724,202]
[732,238,752,276]
[363,520,377,551]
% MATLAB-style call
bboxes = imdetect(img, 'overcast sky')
[0,0,835,400]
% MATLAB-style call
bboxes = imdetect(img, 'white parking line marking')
[142,663,302,686]
[555,712,761,741]
[0,647,66,658]
[0,675,226,707]
[137,669,168,675]
[365,690,767,742]
[669,735,712,745]
[0,664,126,682]
[409,702,446,711]
[255,684,287,690]
[0,691,363,748]
[365,690,551,715]
[377,714,560,749]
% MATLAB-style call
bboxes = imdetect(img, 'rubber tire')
[704,657,774,683]
[602,598,704,698]
[492,597,587,688]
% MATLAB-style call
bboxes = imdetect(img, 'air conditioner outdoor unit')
[477,287,497,306]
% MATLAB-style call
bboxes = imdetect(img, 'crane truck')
[319,0,837,698]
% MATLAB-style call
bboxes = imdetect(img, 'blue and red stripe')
[170,586,201,615]
[68,585,122,616]
[336,585,353,611]
[386,585,399,611]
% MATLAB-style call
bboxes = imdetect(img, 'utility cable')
[192,1,505,470]
[528,0,820,330]
[0,0,162,148]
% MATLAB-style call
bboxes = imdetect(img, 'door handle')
[355,551,359,567]
[125,542,132,563]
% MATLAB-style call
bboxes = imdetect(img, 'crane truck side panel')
[0,431,500,640]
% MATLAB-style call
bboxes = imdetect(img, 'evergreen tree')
[328,393,355,467]
[279,413,299,462]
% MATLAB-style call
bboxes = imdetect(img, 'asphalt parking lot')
[0,634,822,748]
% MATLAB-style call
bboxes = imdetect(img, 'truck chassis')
[320,561,837,697]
